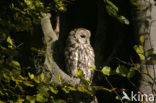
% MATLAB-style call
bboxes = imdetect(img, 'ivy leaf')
[102,66,111,76]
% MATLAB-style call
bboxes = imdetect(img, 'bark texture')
[131,0,156,102]
[40,13,80,85]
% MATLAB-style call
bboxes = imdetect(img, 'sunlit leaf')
[28,72,35,79]
[116,65,128,77]
[138,54,145,61]
[39,88,49,97]
[58,74,62,84]
[136,64,141,69]
[9,60,21,70]
[49,86,58,94]
[75,69,84,78]
[140,35,145,44]
[26,96,35,103]
[77,86,93,95]
[17,97,24,103]
[23,81,34,87]
[36,93,48,102]
[7,36,13,48]
[90,65,96,71]
[40,73,44,81]
[102,66,111,76]
[134,45,144,54]
[105,0,118,12]
[92,86,115,92]
[144,70,152,77]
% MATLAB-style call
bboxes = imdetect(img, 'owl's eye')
[80,34,86,38]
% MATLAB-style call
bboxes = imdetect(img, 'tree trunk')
[131,0,156,102]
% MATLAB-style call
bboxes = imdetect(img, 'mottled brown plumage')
[65,28,95,81]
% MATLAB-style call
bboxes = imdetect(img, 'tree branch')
[40,13,80,85]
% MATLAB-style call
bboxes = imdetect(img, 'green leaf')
[136,64,141,69]
[92,86,115,92]
[102,66,111,76]
[49,86,58,94]
[7,36,13,48]
[147,48,154,56]
[75,69,84,78]
[105,0,118,12]
[36,94,48,102]
[127,70,135,78]
[90,65,96,71]
[39,88,49,97]
[17,97,24,103]
[144,70,152,77]
[0,101,5,103]
[3,73,10,80]
[134,45,144,54]
[40,73,44,81]
[55,100,66,103]
[28,72,34,79]
[138,54,145,61]
[115,96,120,100]
[116,65,128,77]
[67,86,77,91]
[118,16,130,25]
[9,60,21,70]
[34,78,40,83]
[23,81,34,87]
[58,74,62,84]
[77,86,93,95]
[26,96,35,103]
[140,35,145,44]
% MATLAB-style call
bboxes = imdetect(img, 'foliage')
[0,0,148,103]
[0,36,114,102]
[0,37,114,102]
[104,0,129,24]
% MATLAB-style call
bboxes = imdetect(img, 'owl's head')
[70,28,91,44]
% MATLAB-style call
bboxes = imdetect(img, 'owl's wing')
[87,45,95,81]
[88,45,95,66]
[65,43,79,77]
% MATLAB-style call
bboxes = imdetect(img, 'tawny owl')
[65,28,95,81]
